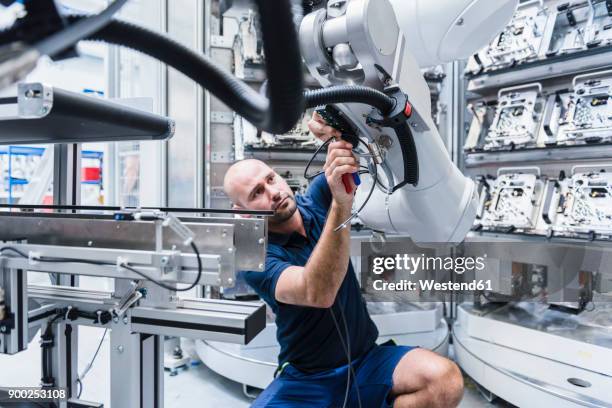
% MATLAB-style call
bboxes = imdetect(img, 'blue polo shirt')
[242,175,378,372]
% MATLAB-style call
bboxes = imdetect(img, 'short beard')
[269,196,297,225]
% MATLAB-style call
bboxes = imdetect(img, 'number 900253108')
[2,387,67,402]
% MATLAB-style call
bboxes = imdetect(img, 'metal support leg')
[51,322,79,408]
[53,143,82,207]
[0,266,27,355]
[52,143,82,407]
[110,322,164,408]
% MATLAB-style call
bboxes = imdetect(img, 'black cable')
[304,140,372,182]
[0,243,203,292]
[329,304,363,408]
[77,328,108,399]
[0,246,27,258]
[304,137,332,180]
[301,133,381,232]
[338,303,362,408]
[120,242,203,292]
[334,139,379,232]
[329,307,352,408]
[76,379,83,400]
[55,17,392,135]
[35,0,128,58]
[65,1,305,135]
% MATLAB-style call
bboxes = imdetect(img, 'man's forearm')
[302,202,352,307]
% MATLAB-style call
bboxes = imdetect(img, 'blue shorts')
[252,341,416,408]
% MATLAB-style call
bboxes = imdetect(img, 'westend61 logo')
[371,253,487,275]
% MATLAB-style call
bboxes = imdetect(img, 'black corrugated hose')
[68,0,305,135]
[2,4,397,133]
[67,15,396,129]
[304,86,395,115]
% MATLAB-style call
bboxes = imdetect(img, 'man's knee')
[428,357,464,407]
[393,349,464,407]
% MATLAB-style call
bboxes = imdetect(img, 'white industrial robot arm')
[300,0,517,243]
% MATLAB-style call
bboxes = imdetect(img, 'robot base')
[453,303,612,408]
[196,303,449,390]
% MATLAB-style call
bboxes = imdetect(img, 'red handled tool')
[316,105,361,194]
[342,173,361,194]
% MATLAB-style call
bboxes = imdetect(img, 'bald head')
[223,159,297,224]
[224,159,270,205]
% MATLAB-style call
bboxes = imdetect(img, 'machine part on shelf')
[485,83,544,151]
[300,0,482,242]
[468,0,553,73]
[465,71,612,153]
[464,71,612,154]
[552,165,612,237]
[471,164,612,241]
[464,102,498,152]
[549,0,612,55]
[463,239,610,310]
[242,110,318,151]
[466,0,612,77]
[422,65,448,128]
[0,83,175,145]
[556,70,612,145]
[476,261,548,301]
[479,168,544,231]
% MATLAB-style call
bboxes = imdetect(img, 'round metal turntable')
[196,302,449,390]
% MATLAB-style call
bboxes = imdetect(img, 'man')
[223,113,464,408]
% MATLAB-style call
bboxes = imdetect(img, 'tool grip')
[342,174,353,194]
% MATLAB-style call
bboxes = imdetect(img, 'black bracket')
[0,312,15,334]
[566,9,577,27]
[543,93,563,137]
[542,180,559,225]
[315,105,359,147]
[65,306,113,325]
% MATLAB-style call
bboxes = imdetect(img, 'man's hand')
[309,112,358,208]
[325,140,358,208]
[308,111,341,141]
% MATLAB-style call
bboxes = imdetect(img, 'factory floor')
[0,327,514,407]
[0,275,514,407]
[165,341,515,408]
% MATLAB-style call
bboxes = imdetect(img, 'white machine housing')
[300,0,517,242]
[389,0,518,68]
